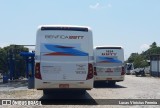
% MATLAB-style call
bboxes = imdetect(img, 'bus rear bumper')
[94,75,124,82]
[34,78,93,90]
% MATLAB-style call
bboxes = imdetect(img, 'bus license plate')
[106,78,112,80]
[59,84,69,88]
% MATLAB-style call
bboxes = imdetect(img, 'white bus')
[125,63,134,75]
[94,46,125,86]
[34,25,94,94]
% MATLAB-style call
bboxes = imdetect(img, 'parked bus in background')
[94,46,125,86]
[125,63,134,75]
[34,25,94,94]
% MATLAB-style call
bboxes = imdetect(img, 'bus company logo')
[45,35,84,39]
[76,64,86,71]
[102,50,117,56]
[102,52,117,56]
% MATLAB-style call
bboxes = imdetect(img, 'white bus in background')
[125,63,134,75]
[34,25,94,94]
[94,46,125,86]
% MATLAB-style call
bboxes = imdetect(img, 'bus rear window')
[41,27,88,32]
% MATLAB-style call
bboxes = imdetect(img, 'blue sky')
[0,0,160,60]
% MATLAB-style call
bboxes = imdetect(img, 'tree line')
[126,42,160,68]
[0,45,28,78]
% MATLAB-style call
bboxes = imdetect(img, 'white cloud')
[140,44,149,52]
[89,3,112,9]
[89,3,100,9]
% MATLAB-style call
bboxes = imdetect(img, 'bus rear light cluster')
[121,66,125,75]
[35,63,42,80]
[86,63,94,80]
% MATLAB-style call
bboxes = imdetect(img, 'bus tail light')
[121,66,125,75]
[86,63,94,80]
[35,62,42,80]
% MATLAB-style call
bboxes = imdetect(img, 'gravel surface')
[0,75,160,108]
